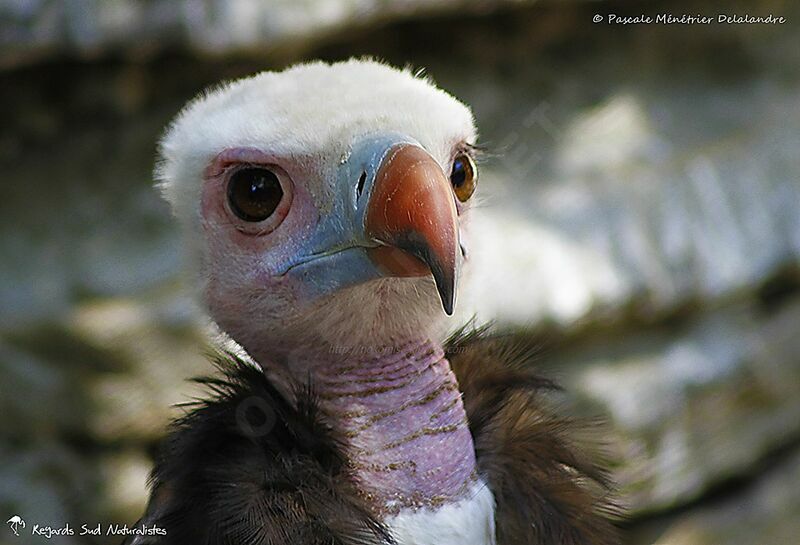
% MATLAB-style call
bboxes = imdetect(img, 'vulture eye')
[450,153,477,202]
[227,167,284,222]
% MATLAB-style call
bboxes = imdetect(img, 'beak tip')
[443,300,455,316]
[433,272,456,316]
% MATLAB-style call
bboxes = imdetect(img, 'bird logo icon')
[6,515,25,536]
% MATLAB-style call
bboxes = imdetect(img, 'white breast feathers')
[385,480,496,545]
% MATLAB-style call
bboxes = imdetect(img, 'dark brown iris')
[227,167,284,222]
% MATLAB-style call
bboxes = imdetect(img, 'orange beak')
[365,144,460,315]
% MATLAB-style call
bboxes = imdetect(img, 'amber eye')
[450,153,477,202]
[227,167,284,222]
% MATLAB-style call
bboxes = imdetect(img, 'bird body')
[129,332,616,545]
[130,59,619,544]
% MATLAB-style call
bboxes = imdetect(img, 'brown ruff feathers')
[125,327,621,544]
[447,327,622,545]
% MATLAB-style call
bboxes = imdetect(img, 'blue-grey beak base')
[280,133,420,301]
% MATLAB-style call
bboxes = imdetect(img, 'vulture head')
[158,60,478,364]
[142,59,619,545]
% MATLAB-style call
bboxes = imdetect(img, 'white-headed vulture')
[126,60,620,545]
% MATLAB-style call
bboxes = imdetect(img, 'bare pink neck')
[265,339,478,514]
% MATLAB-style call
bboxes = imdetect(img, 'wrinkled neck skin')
[250,338,478,515]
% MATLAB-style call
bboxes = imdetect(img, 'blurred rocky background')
[1,0,799,543]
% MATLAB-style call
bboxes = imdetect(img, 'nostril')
[356,171,367,202]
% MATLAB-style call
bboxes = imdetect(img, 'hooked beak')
[281,136,461,316]
[365,144,459,315]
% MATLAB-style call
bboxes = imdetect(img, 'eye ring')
[225,165,293,232]
[450,152,477,202]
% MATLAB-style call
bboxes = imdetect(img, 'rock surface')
[628,447,800,545]
[0,0,525,68]
[561,296,800,513]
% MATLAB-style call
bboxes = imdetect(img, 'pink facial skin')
[197,147,479,513]
[196,144,448,362]
[199,148,327,350]
[201,147,318,274]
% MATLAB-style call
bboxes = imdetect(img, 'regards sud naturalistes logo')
[6,516,166,539]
